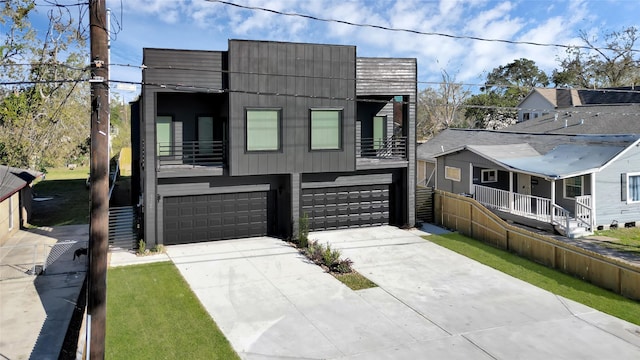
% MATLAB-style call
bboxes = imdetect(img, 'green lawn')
[106,262,239,360]
[334,271,378,290]
[30,168,90,226]
[593,227,640,255]
[424,233,640,325]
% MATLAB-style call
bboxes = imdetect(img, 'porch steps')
[555,219,593,239]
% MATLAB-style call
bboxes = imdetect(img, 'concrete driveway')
[167,226,640,359]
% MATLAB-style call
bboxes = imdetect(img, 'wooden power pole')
[88,0,109,358]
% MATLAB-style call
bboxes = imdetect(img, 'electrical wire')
[206,0,640,53]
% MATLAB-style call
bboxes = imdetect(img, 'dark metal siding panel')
[228,40,356,176]
[141,88,158,247]
[143,48,223,90]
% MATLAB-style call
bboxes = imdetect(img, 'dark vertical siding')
[228,40,357,176]
[143,48,223,90]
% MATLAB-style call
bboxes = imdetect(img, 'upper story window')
[564,176,583,199]
[310,109,342,150]
[156,115,173,156]
[481,169,498,183]
[246,109,281,152]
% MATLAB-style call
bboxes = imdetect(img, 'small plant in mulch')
[302,240,354,274]
[136,240,166,256]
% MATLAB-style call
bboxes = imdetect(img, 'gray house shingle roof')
[0,165,42,202]
[506,104,640,135]
[417,128,639,162]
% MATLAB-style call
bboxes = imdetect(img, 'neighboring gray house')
[0,165,41,245]
[132,40,416,246]
[425,130,640,236]
[517,87,640,123]
[507,104,640,135]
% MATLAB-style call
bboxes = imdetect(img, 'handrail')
[157,140,226,166]
[357,136,407,159]
[108,156,120,200]
[551,204,571,235]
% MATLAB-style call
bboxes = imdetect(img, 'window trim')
[481,169,498,183]
[445,166,461,182]
[563,176,584,199]
[625,172,640,204]
[8,194,14,231]
[245,108,282,152]
[309,108,343,151]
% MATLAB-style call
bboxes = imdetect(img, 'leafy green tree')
[465,58,549,129]
[0,0,89,170]
[553,27,640,88]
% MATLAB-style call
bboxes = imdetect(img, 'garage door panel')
[302,185,390,231]
[163,191,271,245]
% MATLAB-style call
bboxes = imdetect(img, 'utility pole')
[88,0,109,358]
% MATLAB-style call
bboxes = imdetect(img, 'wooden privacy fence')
[434,190,640,301]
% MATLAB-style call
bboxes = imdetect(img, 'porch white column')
[509,171,514,212]
[591,172,596,230]
[550,180,556,223]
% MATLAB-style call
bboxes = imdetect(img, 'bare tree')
[417,70,470,141]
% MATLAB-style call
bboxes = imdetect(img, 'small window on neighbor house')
[8,195,14,231]
[445,166,461,182]
[481,169,498,183]
[625,173,640,203]
[523,113,530,121]
[246,109,280,151]
[564,176,583,199]
[156,116,172,156]
[310,109,341,150]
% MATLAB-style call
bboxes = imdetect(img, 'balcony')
[356,136,408,169]
[156,141,226,177]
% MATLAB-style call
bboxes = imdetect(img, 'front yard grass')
[424,233,640,326]
[106,261,239,360]
[333,271,378,290]
[593,227,640,255]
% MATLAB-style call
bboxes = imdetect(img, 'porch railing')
[157,141,225,167]
[575,195,593,230]
[473,184,593,237]
[357,136,407,159]
[512,193,552,222]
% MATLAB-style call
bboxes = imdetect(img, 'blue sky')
[28,0,640,101]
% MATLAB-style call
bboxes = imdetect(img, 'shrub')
[334,258,353,274]
[297,213,310,248]
[137,239,146,255]
[322,244,341,267]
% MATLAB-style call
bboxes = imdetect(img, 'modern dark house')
[131,40,416,247]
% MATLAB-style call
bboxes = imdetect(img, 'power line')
[207,0,640,53]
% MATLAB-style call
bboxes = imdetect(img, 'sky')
[27,0,640,101]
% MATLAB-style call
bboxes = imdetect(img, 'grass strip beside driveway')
[106,261,239,359]
[424,233,640,326]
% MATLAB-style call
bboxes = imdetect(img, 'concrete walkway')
[0,225,88,360]
[167,226,640,359]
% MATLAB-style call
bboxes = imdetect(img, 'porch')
[473,184,593,238]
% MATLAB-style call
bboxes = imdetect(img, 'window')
[246,109,280,151]
[445,166,461,182]
[156,116,172,156]
[564,176,583,198]
[481,169,498,183]
[623,172,640,203]
[373,116,386,150]
[310,109,341,150]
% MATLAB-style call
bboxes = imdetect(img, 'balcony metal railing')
[357,136,407,159]
[157,141,226,166]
